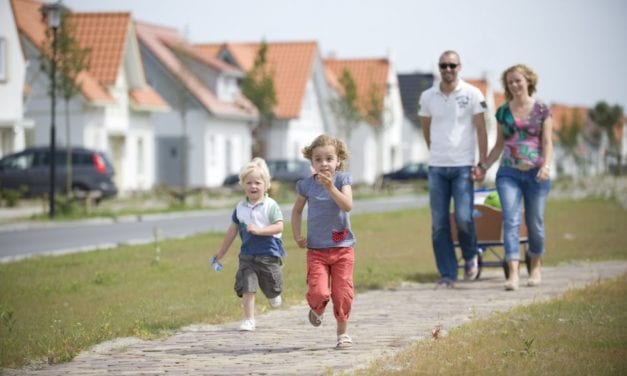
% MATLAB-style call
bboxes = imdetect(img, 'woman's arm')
[485,123,505,169]
[537,115,554,181]
[473,112,488,164]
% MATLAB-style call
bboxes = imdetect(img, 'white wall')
[348,124,376,184]
[0,0,29,156]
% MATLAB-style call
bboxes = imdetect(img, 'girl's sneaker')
[335,334,353,349]
[238,318,256,331]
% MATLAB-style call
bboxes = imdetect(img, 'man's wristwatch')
[477,162,487,171]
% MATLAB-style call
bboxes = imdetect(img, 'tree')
[364,83,384,127]
[330,68,362,143]
[588,101,625,174]
[40,11,92,197]
[241,41,277,158]
[363,82,386,181]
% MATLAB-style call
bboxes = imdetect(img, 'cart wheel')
[502,260,509,279]
[475,254,483,280]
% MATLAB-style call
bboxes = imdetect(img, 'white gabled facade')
[264,55,334,161]
[17,12,165,194]
[326,56,405,185]
[0,0,31,157]
[136,22,257,189]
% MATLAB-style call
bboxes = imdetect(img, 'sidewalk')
[5,260,626,376]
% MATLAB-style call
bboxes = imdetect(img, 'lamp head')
[41,1,62,29]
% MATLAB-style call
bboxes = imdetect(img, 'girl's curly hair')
[301,135,350,171]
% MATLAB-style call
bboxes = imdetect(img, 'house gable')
[135,21,256,120]
[203,41,319,120]
[325,58,389,126]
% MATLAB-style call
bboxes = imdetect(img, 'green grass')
[0,198,625,368]
[353,274,627,375]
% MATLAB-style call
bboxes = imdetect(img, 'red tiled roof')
[11,0,48,52]
[135,21,256,119]
[70,12,130,86]
[12,0,114,103]
[325,58,389,125]
[12,0,168,110]
[194,43,222,60]
[165,41,239,74]
[550,104,589,132]
[493,91,506,110]
[205,41,319,119]
[129,87,169,112]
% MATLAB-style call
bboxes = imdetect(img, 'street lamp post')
[42,2,61,219]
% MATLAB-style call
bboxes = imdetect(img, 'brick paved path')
[5,261,626,376]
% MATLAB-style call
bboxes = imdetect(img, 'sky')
[62,0,627,110]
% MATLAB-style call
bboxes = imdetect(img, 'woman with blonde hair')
[481,64,553,290]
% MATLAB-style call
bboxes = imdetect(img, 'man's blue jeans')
[428,166,477,281]
[496,166,551,261]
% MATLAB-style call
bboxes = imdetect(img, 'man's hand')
[472,165,486,182]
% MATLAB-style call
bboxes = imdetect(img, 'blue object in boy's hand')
[210,256,223,272]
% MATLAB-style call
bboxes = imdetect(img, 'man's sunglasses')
[439,63,458,70]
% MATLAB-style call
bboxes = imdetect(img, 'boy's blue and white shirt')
[232,195,285,257]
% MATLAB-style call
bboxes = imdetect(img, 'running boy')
[212,157,285,331]
[291,135,356,349]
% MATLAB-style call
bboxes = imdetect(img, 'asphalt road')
[0,194,428,263]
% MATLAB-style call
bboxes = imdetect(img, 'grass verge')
[0,198,625,368]
[353,274,627,375]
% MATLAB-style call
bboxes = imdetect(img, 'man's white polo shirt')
[418,79,486,166]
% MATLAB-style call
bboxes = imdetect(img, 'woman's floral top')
[495,102,551,169]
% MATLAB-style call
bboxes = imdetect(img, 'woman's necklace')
[510,97,535,120]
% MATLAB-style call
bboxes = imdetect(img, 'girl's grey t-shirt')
[296,171,356,249]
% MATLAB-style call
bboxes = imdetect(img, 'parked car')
[382,162,429,182]
[266,159,313,183]
[0,146,118,199]
[223,159,313,187]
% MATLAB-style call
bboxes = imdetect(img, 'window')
[0,37,7,82]
[1,153,34,170]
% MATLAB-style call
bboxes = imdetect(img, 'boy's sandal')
[335,334,353,349]
[308,309,323,327]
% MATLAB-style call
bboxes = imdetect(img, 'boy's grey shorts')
[235,255,283,299]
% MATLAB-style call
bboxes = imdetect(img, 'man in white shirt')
[418,50,488,288]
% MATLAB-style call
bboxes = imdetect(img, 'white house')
[0,0,31,157]
[13,0,169,193]
[196,41,337,164]
[325,57,405,184]
[397,72,433,165]
[136,22,258,189]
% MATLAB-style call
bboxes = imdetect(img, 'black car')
[382,162,429,182]
[0,146,118,199]
[223,159,313,187]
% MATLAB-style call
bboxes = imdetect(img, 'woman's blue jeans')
[428,166,477,281]
[496,166,551,261]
